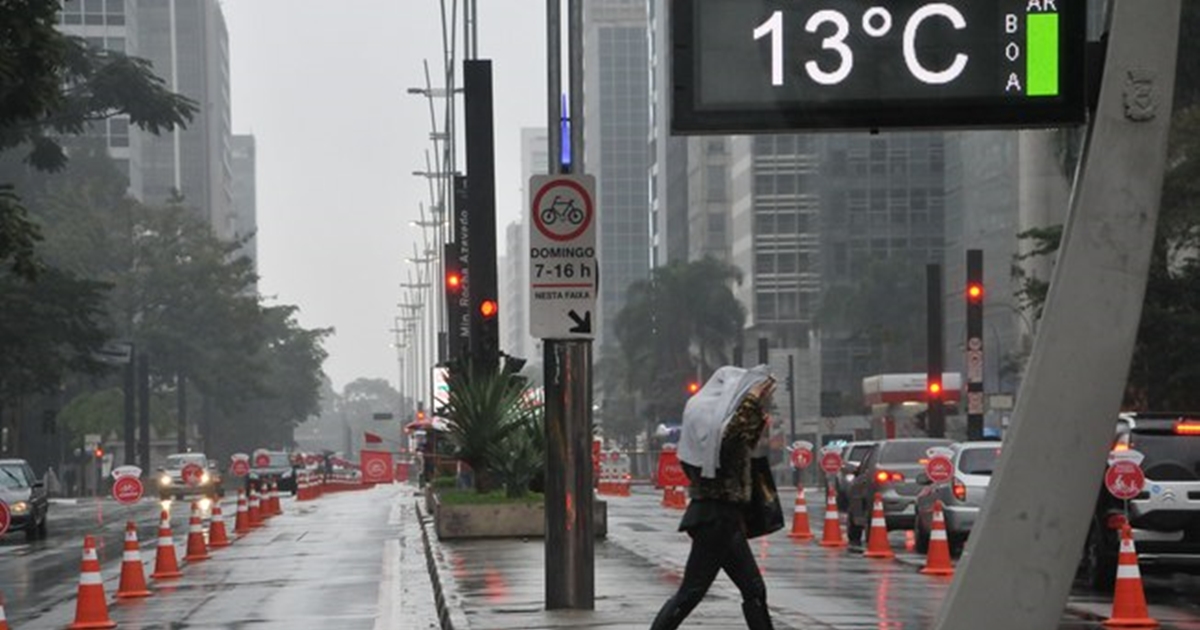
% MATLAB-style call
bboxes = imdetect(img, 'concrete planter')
[433,493,608,540]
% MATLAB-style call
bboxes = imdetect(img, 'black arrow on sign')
[568,310,591,334]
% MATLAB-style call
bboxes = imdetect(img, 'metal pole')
[545,0,595,610]
[926,264,945,438]
[547,0,561,173]
[123,351,135,466]
[936,1,1181,627]
[787,354,796,445]
[137,354,150,471]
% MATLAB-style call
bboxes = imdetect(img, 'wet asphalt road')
[0,485,440,629]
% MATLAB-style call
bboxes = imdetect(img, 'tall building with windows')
[229,134,258,278]
[58,0,144,199]
[585,0,652,354]
[137,0,232,232]
[648,0,690,267]
[500,128,549,364]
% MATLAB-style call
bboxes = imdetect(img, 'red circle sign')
[1105,460,1146,500]
[181,463,204,487]
[925,454,955,483]
[255,453,271,468]
[0,500,10,537]
[231,459,250,477]
[791,448,813,469]
[532,179,593,242]
[367,459,387,479]
[112,476,144,505]
[820,451,843,474]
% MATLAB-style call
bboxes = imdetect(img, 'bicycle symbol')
[540,196,585,227]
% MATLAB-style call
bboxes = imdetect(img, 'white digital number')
[804,10,853,85]
[902,4,969,85]
[753,10,784,86]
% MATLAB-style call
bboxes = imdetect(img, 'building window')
[108,117,129,147]
[706,165,726,201]
[756,293,776,320]
[756,253,774,274]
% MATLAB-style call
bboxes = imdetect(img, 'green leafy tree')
[610,257,747,437]
[0,0,196,277]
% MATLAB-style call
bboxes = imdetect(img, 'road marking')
[373,538,401,630]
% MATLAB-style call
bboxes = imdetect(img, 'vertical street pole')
[787,354,797,485]
[926,264,945,438]
[177,373,187,452]
[464,60,499,377]
[544,0,594,610]
[137,353,150,472]
[123,349,136,466]
[937,2,1181,627]
[757,337,768,365]
[965,249,984,440]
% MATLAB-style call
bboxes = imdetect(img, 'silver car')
[914,441,1002,554]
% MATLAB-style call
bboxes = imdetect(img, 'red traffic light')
[967,282,984,302]
[93,447,104,458]
[447,272,461,290]
[927,381,942,397]
[416,410,426,421]
[480,299,498,319]
[687,381,701,395]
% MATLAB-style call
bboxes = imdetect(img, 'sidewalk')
[418,486,1200,630]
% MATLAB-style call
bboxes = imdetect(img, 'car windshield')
[880,441,951,464]
[846,445,873,463]
[958,447,1001,475]
[165,455,205,470]
[256,453,290,467]
[0,464,30,489]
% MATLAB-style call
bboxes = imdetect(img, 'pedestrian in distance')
[650,365,779,630]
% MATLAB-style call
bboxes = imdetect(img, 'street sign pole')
[937,2,1181,627]
[966,249,984,440]
[926,264,945,438]
[544,0,594,611]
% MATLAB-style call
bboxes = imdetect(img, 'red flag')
[364,431,383,444]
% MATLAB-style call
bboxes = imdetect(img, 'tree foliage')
[607,257,746,438]
[0,0,196,278]
[439,368,539,493]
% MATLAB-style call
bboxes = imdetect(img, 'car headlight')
[282,470,293,478]
[201,472,211,484]
[10,501,29,515]
[161,475,172,486]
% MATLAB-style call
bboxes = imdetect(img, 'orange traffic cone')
[920,500,954,576]
[234,489,250,535]
[1,590,10,630]
[208,500,231,548]
[116,521,152,598]
[661,485,671,507]
[151,508,182,579]
[296,473,308,501]
[863,493,895,559]
[819,484,846,548]
[272,481,283,515]
[1104,525,1158,628]
[787,486,814,541]
[248,486,262,527]
[669,486,687,510]
[183,501,210,562]
[68,535,116,629]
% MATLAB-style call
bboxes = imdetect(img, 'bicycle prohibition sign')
[531,177,594,243]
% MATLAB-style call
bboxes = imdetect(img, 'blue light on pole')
[560,93,571,170]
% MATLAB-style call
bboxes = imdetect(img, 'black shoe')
[742,599,775,630]
[650,599,687,630]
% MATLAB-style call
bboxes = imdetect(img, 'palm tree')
[439,368,537,493]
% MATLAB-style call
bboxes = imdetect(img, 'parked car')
[844,438,954,544]
[249,450,297,495]
[0,458,49,541]
[158,452,223,501]
[1079,412,1200,590]
[835,441,876,510]
[914,441,1003,554]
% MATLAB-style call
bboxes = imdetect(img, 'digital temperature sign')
[671,0,1086,133]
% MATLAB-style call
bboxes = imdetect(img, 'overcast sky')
[223,1,548,392]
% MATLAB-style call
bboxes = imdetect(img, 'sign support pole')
[544,0,595,610]
[936,2,1181,627]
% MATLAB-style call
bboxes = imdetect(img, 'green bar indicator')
[1026,13,1060,97]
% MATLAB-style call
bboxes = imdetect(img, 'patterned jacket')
[682,396,769,505]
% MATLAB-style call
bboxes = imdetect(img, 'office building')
[229,134,258,277]
[585,0,652,354]
[137,0,232,233]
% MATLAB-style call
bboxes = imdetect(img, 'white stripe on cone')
[871,517,886,527]
[931,529,948,541]
[125,531,137,542]
[79,572,103,586]
[123,551,141,562]
[158,537,173,546]
[83,548,98,561]
[1116,564,1142,579]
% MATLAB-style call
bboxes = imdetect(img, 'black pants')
[650,516,770,629]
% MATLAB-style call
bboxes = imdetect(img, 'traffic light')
[93,446,104,458]
[416,409,426,422]
[444,242,465,364]
[966,281,984,303]
[687,381,701,395]
[927,379,943,398]
[480,299,498,319]
[447,270,462,291]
